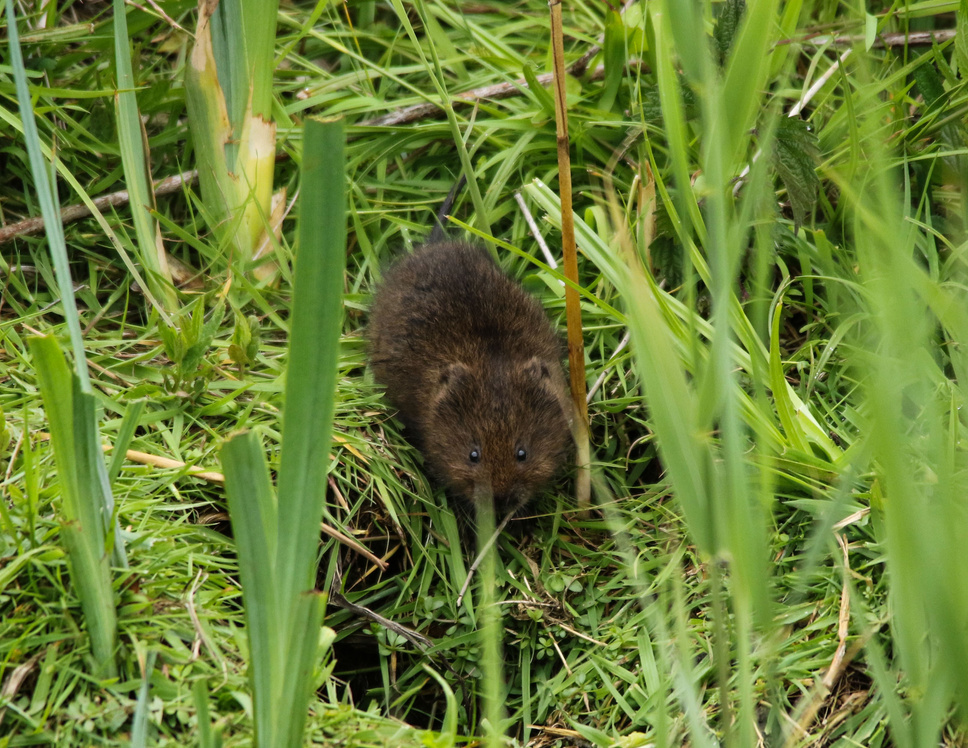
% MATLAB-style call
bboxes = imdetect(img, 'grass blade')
[9,0,122,676]
[274,117,346,610]
[131,650,157,748]
[6,0,89,390]
[220,430,277,744]
[106,399,145,486]
[28,336,118,678]
[221,117,345,747]
[112,0,176,312]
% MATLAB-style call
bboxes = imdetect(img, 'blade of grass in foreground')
[839,33,968,742]
[28,337,118,678]
[8,0,122,678]
[221,117,346,747]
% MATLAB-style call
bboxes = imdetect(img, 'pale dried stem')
[782,532,872,747]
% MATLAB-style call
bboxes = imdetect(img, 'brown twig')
[787,29,956,48]
[328,564,435,652]
[0,168,198,245]
[356,63,612,129]
[0,652,43,731]
[108,446,226,483]
[319,522,389,571]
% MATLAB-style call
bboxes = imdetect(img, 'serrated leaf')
[228,310,257,367]
[228,312,262,368]
[181,300,223,375]
[714,0,746,64]
[956,0,968,76]
[912,56,946,109]
[773,117,820,231]
[163,325,186,364]
[202,298,226,340]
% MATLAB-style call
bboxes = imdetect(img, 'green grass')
[2,0,968,746]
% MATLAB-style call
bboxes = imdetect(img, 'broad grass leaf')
[522,63,555,119]
[599,10,626,112]
[28,336,119,678]
[773,117,820,231]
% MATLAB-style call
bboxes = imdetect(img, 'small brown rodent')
[368,241,573,518]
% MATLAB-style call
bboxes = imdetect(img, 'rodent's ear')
[522,356,552,381]
[438,362,471,387]
[432,362,472,410]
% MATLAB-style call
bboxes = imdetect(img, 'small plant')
[158,299,226,396]
[227,310,262,372]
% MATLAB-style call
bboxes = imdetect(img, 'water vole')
[368,242,573,517]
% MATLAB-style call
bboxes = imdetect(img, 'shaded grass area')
[2,0,968,745]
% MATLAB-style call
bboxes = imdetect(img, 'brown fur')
[368,242,573,517]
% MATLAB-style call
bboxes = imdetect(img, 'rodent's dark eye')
[469,448,481,464]
[516,447,528,462]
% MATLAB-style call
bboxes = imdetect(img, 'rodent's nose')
[491,481,527,513]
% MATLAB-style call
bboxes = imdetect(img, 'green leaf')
[184,0,234,236]
[193,679,222,748]
[721,0,780,163]
[107,399,145,486]
[773,117,820,231]
[131,650,157,748]
[113,0,176,312]
[422,665,458,748]
[273,118,347,606]
[272,591,325,747]
[649,4,705,241]
[522,63,556,119]
[6,0,90,392]
[28,336,118,678]
[220,431,278,745]
[956,0,968,75]
[599,10,626,111]
[865,12,877,52]
[220,117,345,748]
[912,56,946,109]
[714,0,746,64]
[229,311,261,367]
[768,301,810,454]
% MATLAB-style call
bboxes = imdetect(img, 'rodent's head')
[421,357,572,517]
